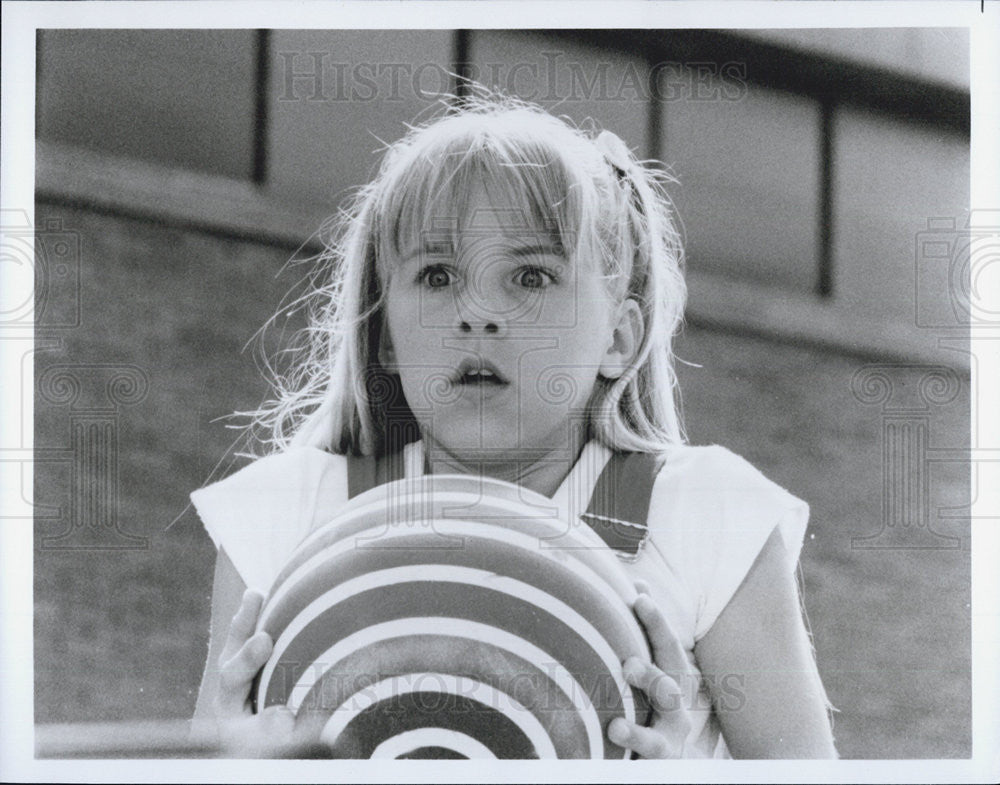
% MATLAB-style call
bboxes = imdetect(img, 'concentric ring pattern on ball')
[254,474,652,759]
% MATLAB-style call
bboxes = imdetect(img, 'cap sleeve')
[190,448,348,593]
[647,445,809,643]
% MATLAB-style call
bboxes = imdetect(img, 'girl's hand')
[608,582,693,758]
[214,590,325,758]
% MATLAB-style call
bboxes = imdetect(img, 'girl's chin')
[424,439,542,463]
[420,423,586,464]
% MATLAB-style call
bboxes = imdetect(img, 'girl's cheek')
[538,293,584,332]
[421,297,460,329]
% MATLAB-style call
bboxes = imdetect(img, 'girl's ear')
[600,298,644,379]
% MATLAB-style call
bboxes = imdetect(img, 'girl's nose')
[451,260,520,335]
[457,317,503,336]
[453,281,509,335]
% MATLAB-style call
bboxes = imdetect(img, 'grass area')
[32,203,970,757]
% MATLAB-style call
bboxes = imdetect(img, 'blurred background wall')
[32,29,971,758]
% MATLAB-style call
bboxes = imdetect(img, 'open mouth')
[453,359,509,386]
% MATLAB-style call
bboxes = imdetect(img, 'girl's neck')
[420,430,590,498]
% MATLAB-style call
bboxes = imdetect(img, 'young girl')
[190,95,837,759]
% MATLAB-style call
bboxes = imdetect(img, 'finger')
[624,657,687,717]
[284,708,334,758]
[259,704,297,743]
[222,706,330,759]
[634,579,651,596]
[219,705,295,758]
[607,717,680,759]
[217,632,273,717]
[220,589,265,664]
[633,593,689,677]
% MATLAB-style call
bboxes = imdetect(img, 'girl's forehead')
[453,180,556,237]
[393,170,568,256]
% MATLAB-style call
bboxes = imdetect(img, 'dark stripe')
[645,55,662,162]
[347,442,410,501]
[817,100,835,298]
[252,30,270,185]
[269,483,531,598]
[35,32,45,131]
[271,581,619,709]
[398,747,469,759]
[581,452,663,557]
[261,529,643,668]
[296,633,588,758]
[375,446,405,488]
[263,581,626,749]
[346,453,376,501]
[332,691,536,759]
[452,30,473,99]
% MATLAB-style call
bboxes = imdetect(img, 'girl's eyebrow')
[398,236,565,261]
[396,236,452,260]
[509,239,565,257]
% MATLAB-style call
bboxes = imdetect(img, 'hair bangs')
[374,116,590,277]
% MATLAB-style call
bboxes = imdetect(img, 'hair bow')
[595,130,634,178]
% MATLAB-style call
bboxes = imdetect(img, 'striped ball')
[254,474,652,759]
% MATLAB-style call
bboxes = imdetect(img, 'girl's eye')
[514,267,554,289]
[418,265,453,288]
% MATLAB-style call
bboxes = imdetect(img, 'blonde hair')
[248,94,687,457]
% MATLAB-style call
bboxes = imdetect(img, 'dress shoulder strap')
[347,448,664,561]
[581,451,665,562]
[346,450,406,499]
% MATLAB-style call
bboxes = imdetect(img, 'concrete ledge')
[686,270,970,371]
[35,140,326,251]
[36,141,970,371]
[35,719,216,759]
